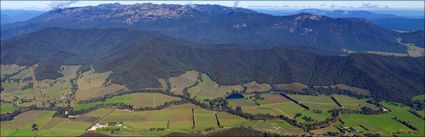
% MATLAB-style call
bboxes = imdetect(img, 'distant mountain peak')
[35,3,261,25]
[188,4,258,15]
[38,3,197,25]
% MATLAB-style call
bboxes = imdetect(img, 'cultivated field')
[91,103,301,136]
[341,102,424,136]
[1,67,423,137]
[240,93,330,124]
[73,93,181,111]
[0,103,15,114]
[228,99,258,109]
[0,110,91,136]
[332,95,378,111]
[94,104,199,135]
[288,94,337,111]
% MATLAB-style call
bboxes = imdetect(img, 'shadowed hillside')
[2,3,423,54]
[1,28,423,102]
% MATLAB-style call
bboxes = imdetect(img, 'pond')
[226,93,244,99]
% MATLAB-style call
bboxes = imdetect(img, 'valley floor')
[1,67,424,136]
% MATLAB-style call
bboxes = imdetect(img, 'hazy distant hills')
[1,3,423,54]
[260,9,424,31]
[0,10,45,24]
[1,28,423,102]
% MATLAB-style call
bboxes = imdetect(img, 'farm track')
[32,68,37,87]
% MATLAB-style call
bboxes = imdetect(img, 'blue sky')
[1,1,424,11]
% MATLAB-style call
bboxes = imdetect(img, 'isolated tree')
[235,106,243,114]
[295,113,302,118]
[360,106,374,114]
[32,123,38,131]
[253,94,261,100]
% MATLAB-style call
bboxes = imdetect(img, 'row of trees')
[0,105,38,121]
[408,100,425,111]
[392,117,418,131]
[280,93,310,110]
[409,109,425,120]
[273,86,369,100]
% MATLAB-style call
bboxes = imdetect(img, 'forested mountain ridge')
[1,3,423,54]
[1,28,423,102]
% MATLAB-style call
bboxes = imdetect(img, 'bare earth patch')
[262,94,290,104]
[335,84,370,96]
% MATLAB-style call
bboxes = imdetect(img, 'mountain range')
[1,4,424,102]
[1,4,423,55]
[1,28,423,102]
[0,10,45,24]
[257,9,424,31]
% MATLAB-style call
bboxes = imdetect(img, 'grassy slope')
[0,64,26,78]
[188,73,243,101]
[169,71,199,95]
[1,66,35,101]
[1,65,80,108]
[243,81,272,93]
[0,103,15,114]
[75,67,127,102]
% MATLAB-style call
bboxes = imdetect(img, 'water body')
[226,93,244,99]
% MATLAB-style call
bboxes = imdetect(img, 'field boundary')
[330,96,343,108]
[215,113,221,127]
[279,93,310,110]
